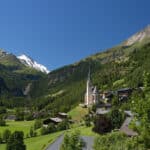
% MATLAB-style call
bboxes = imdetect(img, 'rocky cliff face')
[124,25,150,46]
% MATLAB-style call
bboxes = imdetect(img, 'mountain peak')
[17,54,50,74]
[124,25,150,46]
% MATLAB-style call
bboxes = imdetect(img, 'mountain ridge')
[0,25,150,110]
[18,54,49,74]
[124,25,150,46]
[0,49,49,74]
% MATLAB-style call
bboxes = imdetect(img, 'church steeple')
[88,67,91,81]
[84,67,99,106]
[85,68,92,105]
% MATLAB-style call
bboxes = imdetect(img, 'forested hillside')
[1,27,150,113]
[0,50,46,107]
[31,40,150,113]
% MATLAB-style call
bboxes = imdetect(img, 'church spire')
[84,65,99,106]
[88,66,91,81]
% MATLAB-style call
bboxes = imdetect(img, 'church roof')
[96,108,110,115]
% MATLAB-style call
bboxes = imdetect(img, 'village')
[4,70,142,138]
[39,70,141,137]
[1,70,145,150]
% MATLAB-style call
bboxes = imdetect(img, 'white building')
[84,70,99,106]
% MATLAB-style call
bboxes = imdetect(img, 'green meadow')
[0,131,63,150]
[68,126,98,137]
[0,107,97,150]
[68,106,88,122]
[0,119,97,150]
[0,120,34,136]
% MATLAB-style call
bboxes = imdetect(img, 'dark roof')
[117,88,132,92]
[98,103,112,108]
[6,115,16,120]
[43,117,63,124]
[96,108,110,115]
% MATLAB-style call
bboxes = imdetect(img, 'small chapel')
[84,70,99,106]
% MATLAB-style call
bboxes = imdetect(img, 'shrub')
[0,116,6,126]
[94,132,145,150]
[24,113,33,121]
[15,108,24,121]
[29,127,37,137]
[0,107,6,114]
[57,119,69,131]
[3,129,11,143]
[93,115,112,134]
[109,108,124,129]
[40,123,56,135]
[6,131,26,150]
[34,119,42,130]
[84,114,91,127]
[60,131,85,150]
[0,133,2,144]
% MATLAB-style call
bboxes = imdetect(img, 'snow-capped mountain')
[17,54,49,74]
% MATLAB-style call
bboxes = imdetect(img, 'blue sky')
[0,0,149,70]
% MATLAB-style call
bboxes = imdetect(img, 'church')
[84,70,99,106]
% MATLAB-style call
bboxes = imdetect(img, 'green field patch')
[0,120,34,136]
[0,131,63,150]
[68,126,98,137]
[68,106,88,122]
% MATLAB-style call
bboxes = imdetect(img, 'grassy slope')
[0,126,96,150]
[68,126,98,137]
[25,131,63,150]
[0,120,96,150]
[0,121,34,136]
[0,131,63,150]
[68,106,88,122]
[67,106,97,136]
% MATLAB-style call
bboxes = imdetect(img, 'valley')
[0,25,150,150]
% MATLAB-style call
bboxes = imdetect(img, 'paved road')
[120,117,138,136]
[46,135,94,150]
[82,136,94,150]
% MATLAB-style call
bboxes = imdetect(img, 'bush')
[60,131,85,150]
[0,107,6,114]
[34,119,42,130]
[84,114,91,127]
[24,113,33,121]
[3,129,11,143]
[57,119,69,131]
[6,131,26,150]
[0,116,6,126]
[0,133,2,144]
[15,108,24,121]
[29,127,37,137]
[109,108,124,129]
[94,132,145,150]
[93,115,112,134]
[40,123,56,135]
[40,127,48,135]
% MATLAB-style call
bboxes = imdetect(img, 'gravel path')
[46,135,94,150]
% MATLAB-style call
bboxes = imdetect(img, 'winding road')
[46,135,94,150]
